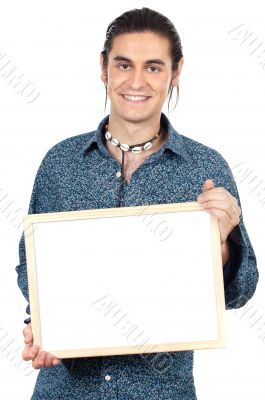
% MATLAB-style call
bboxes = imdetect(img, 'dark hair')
[101,7,183,113]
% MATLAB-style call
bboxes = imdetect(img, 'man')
[17,7,258,400]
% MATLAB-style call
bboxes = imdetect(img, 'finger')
[201,200,240,221]
[197,188,235,203]
[22,344,33,361]
[200,188,239,207]
[43,352,54,368]
[30,345,41,359]
[33,352,62,369]
[202,204,241,232]
[43,349,62,366]
[32,351,47,370]
[23,326,33,344]
[22,325,28,336]
[231,195,239,206]
[52,358,62,366]
[44,353,61,368]
[200,199,236,214]
[22,344,40,361]
[24,334,33,345]
[203,179,215,191]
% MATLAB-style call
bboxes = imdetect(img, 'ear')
[171,57,184,87]
[100,53,107,84]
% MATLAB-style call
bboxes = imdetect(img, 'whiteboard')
[24,201,227,359]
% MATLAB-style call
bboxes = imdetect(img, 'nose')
[127,68,146,89]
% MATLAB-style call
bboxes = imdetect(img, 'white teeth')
[123,95,148,101]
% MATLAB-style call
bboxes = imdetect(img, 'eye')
[147,66,160,72]
[118,64,130,70]
[117,64,160,72]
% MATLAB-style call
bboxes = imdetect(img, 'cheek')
[157,84,170,99]
[107,78,124,96]
[153,76,171,94]
[108,69,124,85]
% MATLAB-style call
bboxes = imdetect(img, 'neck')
[106,113,162,145]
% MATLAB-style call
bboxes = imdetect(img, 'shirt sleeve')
[15,155,51,324]
[210,151,259,310]
[16,202,36,324]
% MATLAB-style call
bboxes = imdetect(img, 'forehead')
[110,31,171,62]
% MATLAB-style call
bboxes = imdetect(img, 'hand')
[22,322,62,369]
[197,178,241,244]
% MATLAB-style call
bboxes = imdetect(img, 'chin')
[122,114,152,124]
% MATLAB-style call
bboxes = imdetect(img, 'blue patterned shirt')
[16,112,258,399]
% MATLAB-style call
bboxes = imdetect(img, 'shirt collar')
[80,112,193,163]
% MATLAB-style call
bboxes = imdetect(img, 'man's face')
[100,31,183,123]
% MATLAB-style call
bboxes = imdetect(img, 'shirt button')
[116,171,121,178]
[105,374,111,381]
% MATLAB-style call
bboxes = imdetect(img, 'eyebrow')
[113,55,166,66]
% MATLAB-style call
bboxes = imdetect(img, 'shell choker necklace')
[104,123,162,206]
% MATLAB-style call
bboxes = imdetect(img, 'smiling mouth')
[121,94,151,103]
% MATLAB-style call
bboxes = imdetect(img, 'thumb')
[203,179,215,192]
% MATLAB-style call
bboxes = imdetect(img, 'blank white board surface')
[24,202,227,358]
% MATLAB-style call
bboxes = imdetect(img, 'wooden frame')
[24,201,227,359]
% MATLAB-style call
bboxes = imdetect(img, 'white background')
[33,212,218,352]
[0,0,264,399]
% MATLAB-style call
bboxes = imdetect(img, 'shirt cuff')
[23,317,31,324]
